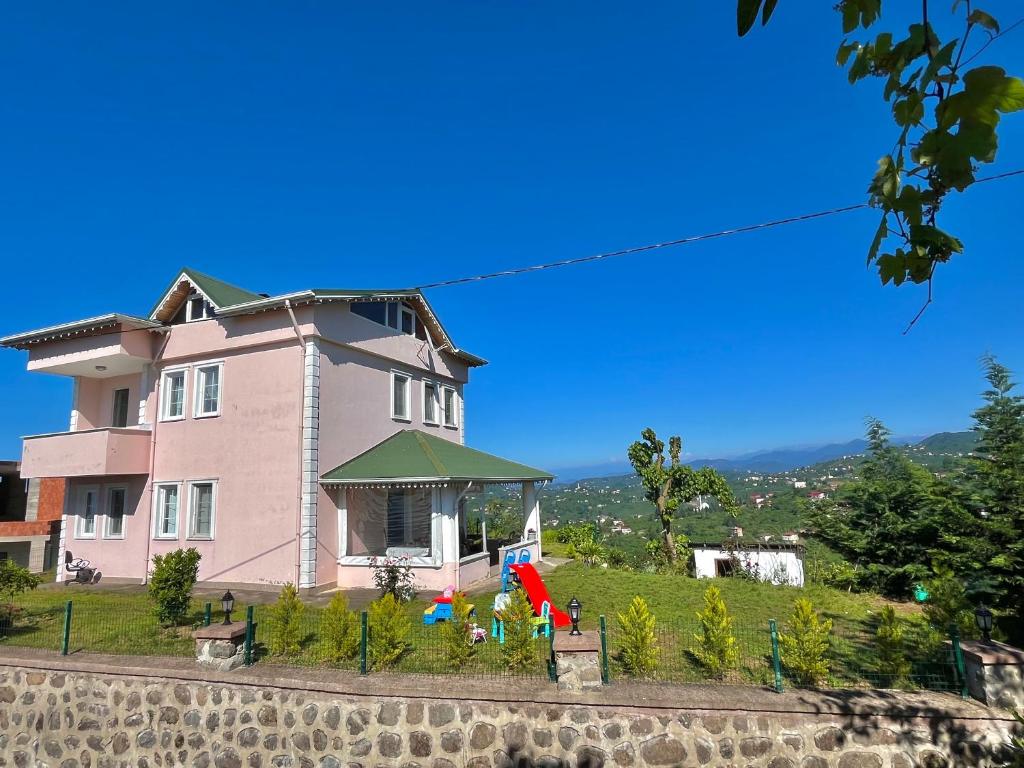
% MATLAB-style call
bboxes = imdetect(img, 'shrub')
[541,528,560,545]
[923,568,974,637]
[268,583,305,656]
[692,585,739,677]
[556,522,598,548]
[368,593,411,670]
[498,588,538,672]
[321,592,359,663]
[1007,710,1024,768]
[148,548,201,626]
[440,592,474,670]
[369,556,416,603]
[779,598,832,686]
[875,605,911,683]
[0,560,41,633]
[572,539,607,566]
[616,595,659,678]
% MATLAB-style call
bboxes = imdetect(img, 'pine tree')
[367,593,411,670]
[268,583,305,656]
[875,605,911,684]
[692,585,739,677]
[965,356,1024,638]
[440,592,474,671]
[616,595,659,678]
[779,598,832,686]
[321,592,359,663]
[498,589,539,672]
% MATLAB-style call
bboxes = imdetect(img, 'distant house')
[693,542,804,587]
[808,491,827,502]
[792,480,807,489]
[749,493,767,509]
[730,525,744,538]
[0,461,64,572]
[760,533,774,543]
[782,531,800,543]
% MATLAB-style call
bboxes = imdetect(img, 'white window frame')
[391,370,412,422]
[160,368,188,422]
[104,486,128,539]
[400,304,416,336]
[422,380,440,425]
[153,482,182,540]
[193,362,224,418]
[185,292,212,322]
[442,386,459,428]
[186,480,217,540]
[74,486,99,539]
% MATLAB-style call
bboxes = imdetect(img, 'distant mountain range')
[552,431,977,483]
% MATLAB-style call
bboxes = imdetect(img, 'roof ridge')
[413,430,449,475]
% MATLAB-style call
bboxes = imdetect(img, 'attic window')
[185,293,214,323]
[351,301,428,341]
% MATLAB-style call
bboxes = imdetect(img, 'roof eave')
[0,314,165,349]
[320,475,553,485]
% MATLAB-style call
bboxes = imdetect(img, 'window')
[188,481,216,539]
[423,381,439,425]
[194,363,223,417]
[75,488,97,538]
[346,487,433,559]
[161,370,187,421]
[400,306,415,335]
[386,303,399,329]
[351,301,387,325]
[111,388,130,428]
[154,484,180,539]
[105,487,126,538]
[391,371,411,420]
[185,293,214,322]
[442,386,458,428]
[351,300,427,340]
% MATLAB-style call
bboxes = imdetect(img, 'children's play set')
[421,549,570,643]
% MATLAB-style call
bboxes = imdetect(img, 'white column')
[336,487,348,559]
[55,483,71,583]
[298,339,321,590]
[522,481,541,559]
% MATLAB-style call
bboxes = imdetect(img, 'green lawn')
[2,564,960,690]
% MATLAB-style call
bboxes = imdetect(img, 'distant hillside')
[916,431,977,453]
[691,435,919,474]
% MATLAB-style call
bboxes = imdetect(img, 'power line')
[413,168,1024,290]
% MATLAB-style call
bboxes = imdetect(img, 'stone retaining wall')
[0,665,1016,768]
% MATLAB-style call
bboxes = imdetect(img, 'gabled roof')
[149,267,264,321]
[320,430,552,484]
[0,314,164,349]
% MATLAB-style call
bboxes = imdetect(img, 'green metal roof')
[148,267,264,316]
[320,430,552,484]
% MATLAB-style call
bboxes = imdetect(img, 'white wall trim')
[298,338,321,589]
[70,378,80,432]
[56,487,70,582]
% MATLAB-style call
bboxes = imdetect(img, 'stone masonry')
[0,663,1018,768]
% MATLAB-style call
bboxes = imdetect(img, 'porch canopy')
[320,430,552,589]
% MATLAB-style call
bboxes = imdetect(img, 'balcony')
[21,428,151,478]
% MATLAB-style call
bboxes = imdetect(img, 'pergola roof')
[320,430,552,485]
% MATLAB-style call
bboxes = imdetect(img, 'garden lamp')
[221,590,235,625]
[567,596,582,636]
[974,604,993,644]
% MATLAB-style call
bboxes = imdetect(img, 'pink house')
[1,268,550,592]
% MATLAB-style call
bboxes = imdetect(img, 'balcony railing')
[21,428,151,478]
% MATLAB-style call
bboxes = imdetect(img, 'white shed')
[693,543,804,587]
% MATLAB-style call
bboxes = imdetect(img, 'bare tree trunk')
[662,522,676,563]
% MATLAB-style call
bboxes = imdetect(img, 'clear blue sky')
[1,3,1022,473]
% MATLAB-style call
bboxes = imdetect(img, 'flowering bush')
[369,555,416,602]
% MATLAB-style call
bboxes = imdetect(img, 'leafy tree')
[0,560,41,630]
[616,595,659,678]
[779,598,832,686]
[148,548,201,626]
[368,555,416,603]
[484,499,524,541]
[570,538,606,567]
[368,593,411,670]
[807,419,964,596]
[963,356,1024,636]
[497,588,539,672]
[739,1,1024,313]
[268,583,305,656]
[628,428,737,565]
[922,566,974,637]
[692,585,739,678]
[440,592,475,671]
[321,592,360,664]
[875,605,911,683]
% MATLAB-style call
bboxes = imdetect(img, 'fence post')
[359,611,368,675]
[203,603,212,627]
[599,614,610,684]
[243,606,255,666]
[949,625,969,700]
[61,600,73,656]
[769,619,783,693]
[547,619,557,682]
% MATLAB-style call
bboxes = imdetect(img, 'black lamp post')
[567,596,582,636]
[221,590,235,625]
[974,604,993,644]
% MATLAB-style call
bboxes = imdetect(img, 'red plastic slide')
[509,563,571,628]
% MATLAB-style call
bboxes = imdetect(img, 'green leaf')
[761,0,778,25]
[909,224,964,254]
[866,215,888,266]
[922,40,957,88]
[967,9,1000,34]
[893,95,924,127]
[940,66,1024,130]
[836,40,858,67]
[737,0,763,36]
